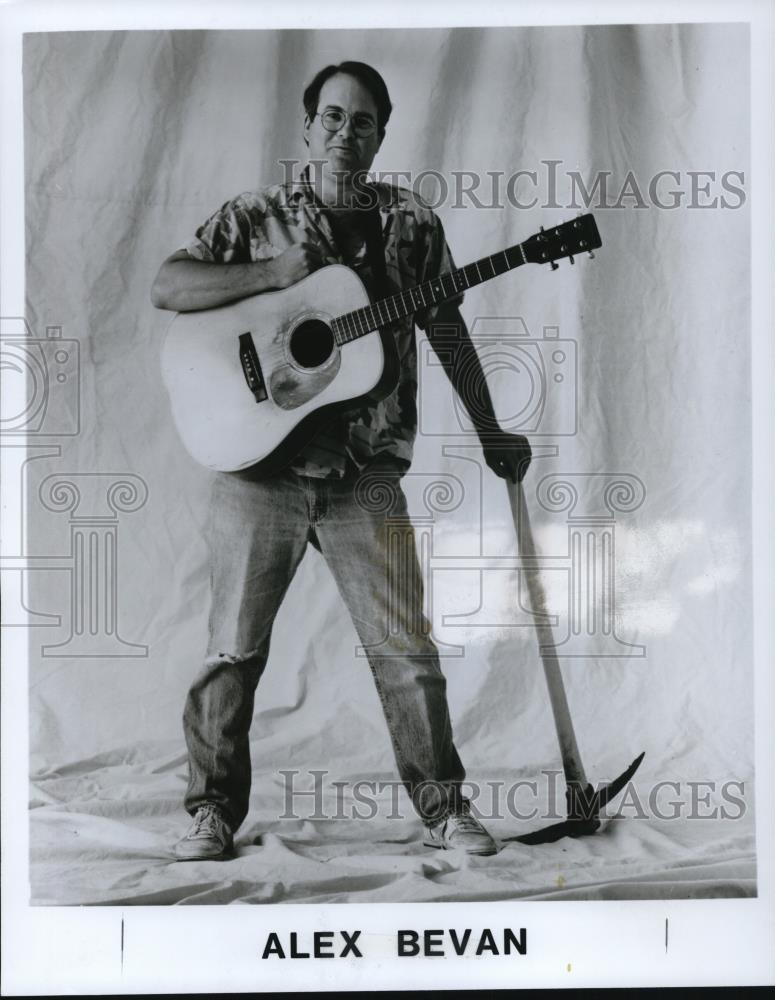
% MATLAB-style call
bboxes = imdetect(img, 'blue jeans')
[182,463,467,831]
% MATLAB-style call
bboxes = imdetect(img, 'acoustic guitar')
[161,214,601,472]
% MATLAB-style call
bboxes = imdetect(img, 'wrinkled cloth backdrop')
[22,25,752,903]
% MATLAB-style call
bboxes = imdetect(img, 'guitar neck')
[332,241,527,344]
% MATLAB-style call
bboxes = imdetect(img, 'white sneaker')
[423,811,498,856]
[174,803,234,861]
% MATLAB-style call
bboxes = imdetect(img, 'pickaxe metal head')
[508,752,646,846]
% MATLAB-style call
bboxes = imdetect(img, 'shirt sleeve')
[182,195,253,264]
[413,211,465,331]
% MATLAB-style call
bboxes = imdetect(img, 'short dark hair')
[303,61,392,139]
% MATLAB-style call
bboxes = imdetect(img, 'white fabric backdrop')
[22,24,753,903]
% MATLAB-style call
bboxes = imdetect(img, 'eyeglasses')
[313,107,378,138]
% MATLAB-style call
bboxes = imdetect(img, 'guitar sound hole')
[289,319,335,369]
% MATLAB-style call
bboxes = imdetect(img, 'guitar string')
[332,243,523,345]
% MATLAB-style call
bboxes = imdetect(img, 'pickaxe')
[503,479,644,845]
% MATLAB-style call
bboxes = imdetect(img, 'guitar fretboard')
[331,242,527,344]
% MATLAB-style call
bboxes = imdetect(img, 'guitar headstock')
[522,214,602,268]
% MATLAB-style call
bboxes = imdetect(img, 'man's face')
[304,72,383,183]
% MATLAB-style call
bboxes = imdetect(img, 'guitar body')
[160,215,602,472]
[161,265,398,473]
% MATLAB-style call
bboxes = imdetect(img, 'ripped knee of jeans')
[204,643,266,668]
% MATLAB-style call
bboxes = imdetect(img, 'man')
[151,61,531,861]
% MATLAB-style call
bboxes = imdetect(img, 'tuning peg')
[550,261,559,271]
[568,255,575,265]
[587,250,595,259]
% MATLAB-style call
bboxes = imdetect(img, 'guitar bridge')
[239,332,268,402]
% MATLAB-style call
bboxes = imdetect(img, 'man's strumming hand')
[150,242,325,312]
[267,243,325,289]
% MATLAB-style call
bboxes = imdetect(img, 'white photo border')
[2,0,773,993]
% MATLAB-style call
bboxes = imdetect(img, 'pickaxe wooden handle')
[505,478,645,836]
[505,478,589,789]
